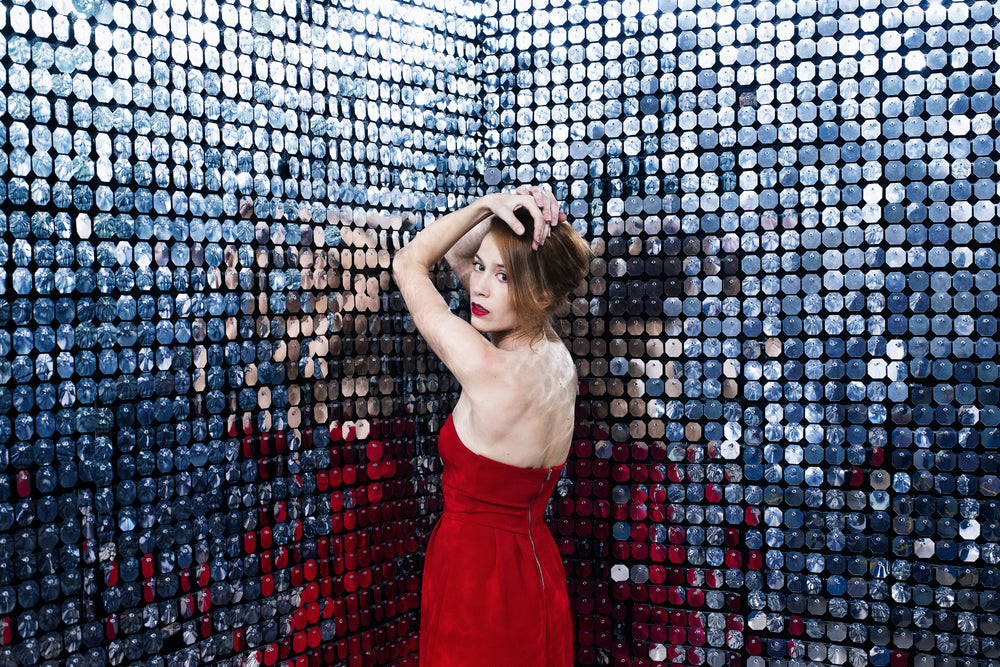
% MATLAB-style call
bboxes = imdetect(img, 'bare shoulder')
[455,339,577,468]
[502,338,576,399]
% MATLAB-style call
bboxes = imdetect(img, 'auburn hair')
[488,207,593,344]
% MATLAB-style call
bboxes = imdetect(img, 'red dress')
[419,413,573,666]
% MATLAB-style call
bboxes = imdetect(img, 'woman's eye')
[498,272,507,282]
[473,262,483,271]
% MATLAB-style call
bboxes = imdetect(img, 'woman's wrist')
[472,193,499,220]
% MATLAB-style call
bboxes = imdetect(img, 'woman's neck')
[491,323,556,351]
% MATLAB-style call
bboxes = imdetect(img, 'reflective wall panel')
[0,0,481,665]
[481,0,1000,665]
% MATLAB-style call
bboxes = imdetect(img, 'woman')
[392,186,592,666]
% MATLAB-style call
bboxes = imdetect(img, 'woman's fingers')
[492,195,526,235]
[524,185,559,225]
[533,188,560,248]
[548,193,559,227]
[506,194,545,242]
[531,186,556,226]
[540,225,551,246]
[500,187,565,248]
[532,187,551,224]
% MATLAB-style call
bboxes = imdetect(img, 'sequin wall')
[481,0,1000,665]
[0,0,481,665]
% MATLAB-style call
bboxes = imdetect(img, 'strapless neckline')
[444,414,567,473]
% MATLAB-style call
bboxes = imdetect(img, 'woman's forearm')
[395,194,497,270]
[444,218,491,267]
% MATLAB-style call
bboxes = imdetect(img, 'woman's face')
[469,233,520,336]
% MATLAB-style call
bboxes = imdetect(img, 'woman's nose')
[471,274,488,297]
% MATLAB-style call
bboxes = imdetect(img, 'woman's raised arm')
[391,193,546,387]
[444,187,565,291]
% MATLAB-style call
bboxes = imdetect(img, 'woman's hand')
[486,187,566,250]
[515,185,567,250]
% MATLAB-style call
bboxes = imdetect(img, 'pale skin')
[392,187,578,469]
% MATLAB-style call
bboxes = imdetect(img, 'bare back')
[451,336,577,470]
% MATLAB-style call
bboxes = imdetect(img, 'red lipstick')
[471,303,489,317]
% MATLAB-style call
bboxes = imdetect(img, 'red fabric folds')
[419,413,572,666]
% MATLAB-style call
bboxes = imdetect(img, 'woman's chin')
[470,319,510,338]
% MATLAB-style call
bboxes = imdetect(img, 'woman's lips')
[471,303,489,317]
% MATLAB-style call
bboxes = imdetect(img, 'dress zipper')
[528,469,553,593]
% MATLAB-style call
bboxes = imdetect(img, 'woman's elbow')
[391,252,406,281]
[391,249,418,282]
